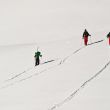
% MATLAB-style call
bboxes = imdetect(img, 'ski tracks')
[4,58,59,83]
[60,39,104,64]
[48,59,110,110]
[0,39,104,90]
[0,59,61,89]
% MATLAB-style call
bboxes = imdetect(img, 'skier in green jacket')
[34,50,42,66]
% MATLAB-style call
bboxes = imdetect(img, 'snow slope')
[0,36,109,110]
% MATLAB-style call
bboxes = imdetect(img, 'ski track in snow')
[1,39,104,89]
[60,39,104,64]
[5,67,33,82]
[4,59,59,83]
[0,60,61,89]
[48,59,110,110]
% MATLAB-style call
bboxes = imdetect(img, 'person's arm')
[82,33,85,39]
[87,31,91,36]
[107,33,110,38]
[107,33,109,38]
[107,34,109,38]
[40,54,42,57]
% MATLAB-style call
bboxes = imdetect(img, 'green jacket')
[34,51,42,58]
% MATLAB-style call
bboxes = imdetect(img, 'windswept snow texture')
[0,37,109,110]
[0,0,110,110]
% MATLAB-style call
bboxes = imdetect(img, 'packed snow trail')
[60,39,104,64]
[5,67,34,82]
[87,39,104,46]
[3,39,104,84]
[4,58,59,82]
[48,59,110,110]
[0,59,62,89]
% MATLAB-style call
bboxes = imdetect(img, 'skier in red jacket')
[82,29,91,46]
[107,32,110,45]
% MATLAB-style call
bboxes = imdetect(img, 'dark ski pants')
[84,36,88,46]
[35,58,40,66]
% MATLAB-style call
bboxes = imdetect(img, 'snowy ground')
[0,0,110,110]
[0,36,109,110]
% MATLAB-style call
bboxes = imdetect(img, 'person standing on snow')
[34,50,42,66]
[82,29,91,46]
[107,32,110,45]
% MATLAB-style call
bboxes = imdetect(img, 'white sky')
[0,0,110,45]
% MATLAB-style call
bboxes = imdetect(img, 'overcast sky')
[0,0,110,45]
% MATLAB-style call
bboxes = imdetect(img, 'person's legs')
[36,57,39,65]
[37,58,39,65]
[108,37,110,45]
[35,58,37,66]
[84,37,88,46]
